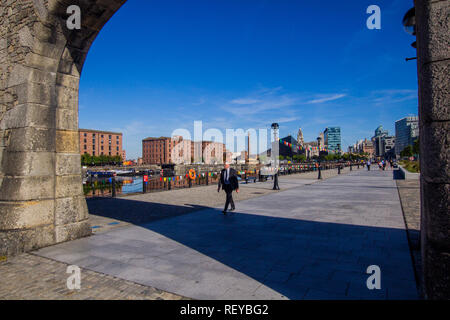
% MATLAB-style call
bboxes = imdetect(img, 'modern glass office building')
[395,116,419,155]
[324,127,341,153]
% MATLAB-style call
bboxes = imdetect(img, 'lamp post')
[317,136,322,180]
[337,143,342,173]
[350,152,353,171]
[271,123,280,190]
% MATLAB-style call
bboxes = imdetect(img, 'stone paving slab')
[88,167,351,233]
[33,169,418,300]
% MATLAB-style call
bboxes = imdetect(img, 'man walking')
[218,163,240,214]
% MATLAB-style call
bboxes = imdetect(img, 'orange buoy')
[188,169,196,180]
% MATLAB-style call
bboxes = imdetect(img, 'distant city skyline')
[79,0,419,159]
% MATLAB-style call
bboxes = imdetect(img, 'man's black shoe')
[230,207,235,212]
[222,210,227,215]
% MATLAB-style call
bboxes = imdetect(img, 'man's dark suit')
[218,168,239,212]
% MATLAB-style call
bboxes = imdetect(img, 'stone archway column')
[0,1,92,256]
[415,0,449,299]
[0,0,129,256]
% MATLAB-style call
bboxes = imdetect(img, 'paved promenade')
[32,169,418,300]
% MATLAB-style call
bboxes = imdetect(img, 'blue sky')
[79,0,418,159]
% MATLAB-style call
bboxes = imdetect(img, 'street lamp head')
[402,7,416,36]
[271,123,279,130]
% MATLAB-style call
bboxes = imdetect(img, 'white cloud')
[306,94,347,104]
[371,89,417,105]
[224,89,299,116]
[230,98,261,105]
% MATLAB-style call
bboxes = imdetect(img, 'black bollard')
[273,173,280,190]
[350,164,352,171]
[318,165,322,180]
[189,178,192,188]
[206,172,209,185]
[112,176,116,198]
[168,179,171,190]
[338,166,341,174]
[143,181,147,194]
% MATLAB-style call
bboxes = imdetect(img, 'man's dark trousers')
[223,183,235,211]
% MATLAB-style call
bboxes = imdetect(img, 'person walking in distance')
[367,160,371,171]
[218,163,240,215]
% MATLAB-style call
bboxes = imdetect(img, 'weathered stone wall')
[0,0,126,256]
[415,0,449,299]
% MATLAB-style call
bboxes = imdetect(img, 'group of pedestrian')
[367,159,393,171]
[378,160,387,171]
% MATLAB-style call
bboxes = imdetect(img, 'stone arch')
[0,0,127,256]
[0,0,448,300]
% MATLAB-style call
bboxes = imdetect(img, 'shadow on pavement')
[86,197,419,300]
[87,197,210,225]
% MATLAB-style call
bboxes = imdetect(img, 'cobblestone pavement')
[0,253,187,300]
[396,178,422,297]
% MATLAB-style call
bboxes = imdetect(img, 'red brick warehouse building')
[79,129,123,158]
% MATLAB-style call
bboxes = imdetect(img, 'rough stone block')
[418,59,449,122]
[54,196,88,226]
[55,72,80,90]
[0,103,55,130]
[416,0,450,64]
[56,107,78,130]
[0,175,54,201]
[32,40,65,61]
[420,121,450,183]
[1,151,54,176]
[55,174,83,198]
[55,153,81,176]
[55,220,91,244]
[0,199,54,230]
[422,242,450,299]
[9,81,56,106]
[7,65,57,91]
[55,84,78,109]
[18,25,34,49]
[0,224,55,256]
[421,181,450,244]
[55,130,79,153]
[7,127,55,152]
[25,52,60,73]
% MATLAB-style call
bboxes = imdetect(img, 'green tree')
[400,145,413,158]
[412,138,420,156]
[81,153,91,166]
